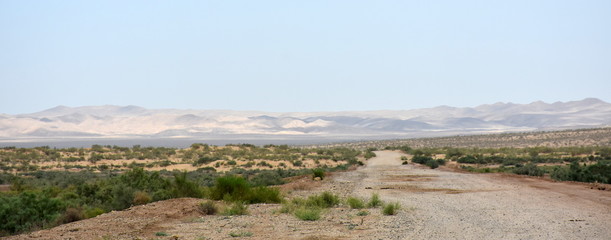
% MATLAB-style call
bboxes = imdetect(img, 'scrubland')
[1,128,610,239]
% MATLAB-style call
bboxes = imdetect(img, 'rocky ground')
[10,151,611,240]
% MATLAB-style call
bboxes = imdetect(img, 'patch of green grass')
[155,232,168,236]
[246,186,282,204]
[229,231,253,237]
[356,210,369,216]
[306,191,339,208]
[346,196,365,209]
[382,202,401,215]
[294,207,321,221]
[84,207,106,219]
[367,193,382,208]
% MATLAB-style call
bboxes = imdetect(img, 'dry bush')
[198,200,218,215]
[132,191,151,205]
[55,207,84,225]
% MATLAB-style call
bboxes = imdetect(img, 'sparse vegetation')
[229,231,253,237]
[1,129,609,236]
[223,202,248,216]
[382,202,401,215]
[198,200,218,215]
[364,150,376,159]
[312,168,325,180]
[210,175,282,204]
[0,144,366,173]
[346,196,365,209]
[550,161,610,184]
[512,163,545,177]
[357,210,369,216]
[294,207,322,221]
[306,191,340,208]
[281,191,390,222]
[367,193,383,208]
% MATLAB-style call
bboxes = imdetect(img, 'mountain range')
[1,98,610,144]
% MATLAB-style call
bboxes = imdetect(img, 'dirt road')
[344,151,611,239]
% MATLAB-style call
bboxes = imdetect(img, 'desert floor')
[11,151,611,240]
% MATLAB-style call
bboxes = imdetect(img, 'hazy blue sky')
[1,0,610,114]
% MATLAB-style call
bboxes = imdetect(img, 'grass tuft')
[306,191,339,208]
[346,196,365,209]
[294,207,321,221]
[382,202,401,215]
[367,193,382,208]
[229,231,253,237]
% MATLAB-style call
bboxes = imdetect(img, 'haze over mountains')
[1,98,610,146]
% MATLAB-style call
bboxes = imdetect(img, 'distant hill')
[1,98,610,144]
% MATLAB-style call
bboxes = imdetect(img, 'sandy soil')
[349,151,611,239]
[9,151,611,240]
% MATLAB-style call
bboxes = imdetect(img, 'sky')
[1,0,610,114]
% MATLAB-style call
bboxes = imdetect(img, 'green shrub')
[356,210,369,216]
[306,192,339,208]
[172,172,203,198]
[199,200,217,215]
[249,171,284,186]
[223,202,248,216]
[312,168,325,180]
[84,207,105,219]
[256,161,271,168]
[382,202,400,215]
[436,159,446,166]
[111,184,136,210]
[346,197,365,209]
[550,161,610,183]
[0,191,65,234]
[210,175,250,201]
[457,155,479,164]
[246,186,282,204]
[367,193,382,208]
[425,159,439,169]
[513,163,544,177]
[364,151,376,159]
[551,165,571,181]
[294,207,321,221]
[210,175,282,203]
[156,232,168,236]
[412,155,433,164]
